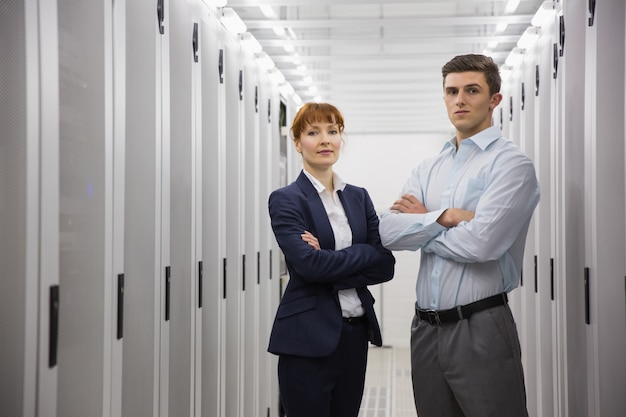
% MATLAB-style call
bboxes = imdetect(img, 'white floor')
[358,346,416,417]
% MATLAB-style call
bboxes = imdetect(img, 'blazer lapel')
[296,172,336,250]
[337,188,365,243]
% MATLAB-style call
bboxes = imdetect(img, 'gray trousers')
[410,304,529,417]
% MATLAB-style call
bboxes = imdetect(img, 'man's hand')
[389,194,474,228]
[390,194,427,214]
[301,230,320,250]
[437,208,475,228]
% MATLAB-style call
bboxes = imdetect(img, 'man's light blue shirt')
[379,126,540,310]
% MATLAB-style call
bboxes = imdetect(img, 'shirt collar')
[302,169,347,194]
[442,125,502,152]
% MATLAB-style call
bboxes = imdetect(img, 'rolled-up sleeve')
[421,152,540,263]
[378,160,448,251]
[379,209,447,250]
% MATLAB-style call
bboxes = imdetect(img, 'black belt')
[343,315,366,325]
[415,293,508,325]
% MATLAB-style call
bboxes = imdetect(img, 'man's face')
[443,71,501,140]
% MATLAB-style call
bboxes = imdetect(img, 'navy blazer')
[267,171,395,357]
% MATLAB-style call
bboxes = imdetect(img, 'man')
[379,54,540,417]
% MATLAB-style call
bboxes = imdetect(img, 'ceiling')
[227,0,545,135]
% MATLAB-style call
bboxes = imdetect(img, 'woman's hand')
[301,230,320,250]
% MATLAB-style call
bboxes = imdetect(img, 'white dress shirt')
[379,126,540,310]
[303,169,365,318]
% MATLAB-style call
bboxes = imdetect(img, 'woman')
[267,102,395,417]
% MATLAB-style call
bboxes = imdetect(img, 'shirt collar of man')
[442,125,503,152]
[302,169,347,195]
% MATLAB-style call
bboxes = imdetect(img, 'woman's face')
[294,120,342,172]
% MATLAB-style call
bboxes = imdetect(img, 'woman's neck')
[306,166,334,193]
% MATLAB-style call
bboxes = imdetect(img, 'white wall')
[334,132,450,347]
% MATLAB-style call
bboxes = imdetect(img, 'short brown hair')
[442,54,501,96]
[291,102,345,140]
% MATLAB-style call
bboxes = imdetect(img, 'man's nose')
[456,91,466,105]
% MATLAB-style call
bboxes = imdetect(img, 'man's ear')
[490,93,503,110]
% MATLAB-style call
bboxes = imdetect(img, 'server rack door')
[224,35,245,417]
[168,0,198,415]
[159,0,173,413]
[36,0,62,414]
[503,69,523,327]
[257,75,275,417]
[122,0,169,414]
[57,0,120,415]
[191,4,204,417]
[242,56,261,417]
[557,2,589,416]
[550,5,569,417]
[533,33,555,417]
[583,1,626,415]
[199,8,226,417]
[199,7,225,417]
[0,9,30,410]
[269,92,284,417]
[111,1,126,416]
[547,11,563,417]
[0,0,59,415]
[518,55,539,417]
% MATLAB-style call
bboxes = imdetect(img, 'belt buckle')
[426,310,442,325]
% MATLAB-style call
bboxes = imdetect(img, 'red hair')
[290,102,345,140]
